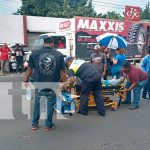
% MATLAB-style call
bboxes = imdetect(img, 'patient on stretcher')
[101,76,124,86]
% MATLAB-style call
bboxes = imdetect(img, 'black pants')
[16,58,24,73]
[80,79,105,115]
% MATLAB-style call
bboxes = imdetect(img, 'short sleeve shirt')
[0,47,11,60]
[114,54,126,67]
[124,65,148,83]
[90,52,107,75]
[28,47,65,82]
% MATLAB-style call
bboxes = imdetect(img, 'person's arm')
[102,54,107,77]
[24,54,34,82]
[127,82,138,92]
[24,67,33,82]
[140,57,147,72]
[59,55,67,82]
[60,70,66,82]
[113,56,118,65]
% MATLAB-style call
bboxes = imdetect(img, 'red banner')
[124,6,141,21]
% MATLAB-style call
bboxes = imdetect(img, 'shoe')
[98,112,106,117]
[32,125,38,130]
[121,101,131,104]
[142,96,150,100]
[44,123,56,132]
[78,111,88,116]
[129,105,139,110]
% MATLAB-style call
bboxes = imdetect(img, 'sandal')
[32,125,38,130]
[44,127,51,132]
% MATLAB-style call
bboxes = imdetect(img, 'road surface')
[0,74,150,150]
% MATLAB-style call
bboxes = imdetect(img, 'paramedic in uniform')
[65,56,105,116]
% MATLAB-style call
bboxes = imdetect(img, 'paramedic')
[121,61,148,109]
[24,37,66,131]
[65,56,105,116]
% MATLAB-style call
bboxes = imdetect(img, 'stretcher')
[72,83,126,111]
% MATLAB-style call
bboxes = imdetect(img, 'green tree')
[74,0,96,17]
[15,0,96,17]
[96,11,123,20]
[141,2,150,20]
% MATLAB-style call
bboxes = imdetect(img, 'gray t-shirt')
[90,52,107,76]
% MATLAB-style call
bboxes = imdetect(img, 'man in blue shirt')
[141,46,150,100]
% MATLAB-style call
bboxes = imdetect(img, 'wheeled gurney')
[72,83,126,111]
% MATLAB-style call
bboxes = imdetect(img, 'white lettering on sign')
[99,21,107,31]
[90,20,98,30]
[77,19,125,32]
[59,20,71,30]
[107,21,115,31]
[77,19,89,29]
[126,8,140,19]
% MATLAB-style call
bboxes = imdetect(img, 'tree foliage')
[15,0,150,20]
[141,2,150,20]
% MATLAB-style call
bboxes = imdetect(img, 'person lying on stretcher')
[101,76,125,86]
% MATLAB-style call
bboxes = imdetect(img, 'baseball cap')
[64,56,74,64]
[93,45,100,50]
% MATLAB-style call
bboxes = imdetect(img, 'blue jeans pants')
[32,89,56,127]
[125,80,148,107]
[142,75,150,98]
[111,66,121,79]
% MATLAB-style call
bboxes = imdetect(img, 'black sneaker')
[98,112,106,117]
[78,111,88,116]
[142,96,147,99]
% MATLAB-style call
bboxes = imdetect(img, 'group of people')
[24,36,150,131]
[0,43,25,75]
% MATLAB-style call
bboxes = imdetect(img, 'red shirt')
[124,65,148,83]
[0,47,11,60]
[58,43,65,48]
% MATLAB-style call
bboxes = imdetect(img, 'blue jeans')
[111,65,121,79]
[125,80,148,107]
[32,89,56,127]
[142,75,150,98]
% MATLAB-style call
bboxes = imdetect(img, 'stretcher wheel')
[111,102,118,111]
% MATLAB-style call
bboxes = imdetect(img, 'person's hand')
[62,83,68,91]
[102,71,106,77]
[24,81,30,88]
[126,88,130,93]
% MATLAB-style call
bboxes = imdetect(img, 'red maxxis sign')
[59,20,71,30]
[124,6,141,21]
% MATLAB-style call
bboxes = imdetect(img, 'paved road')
[0,75,150,150]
